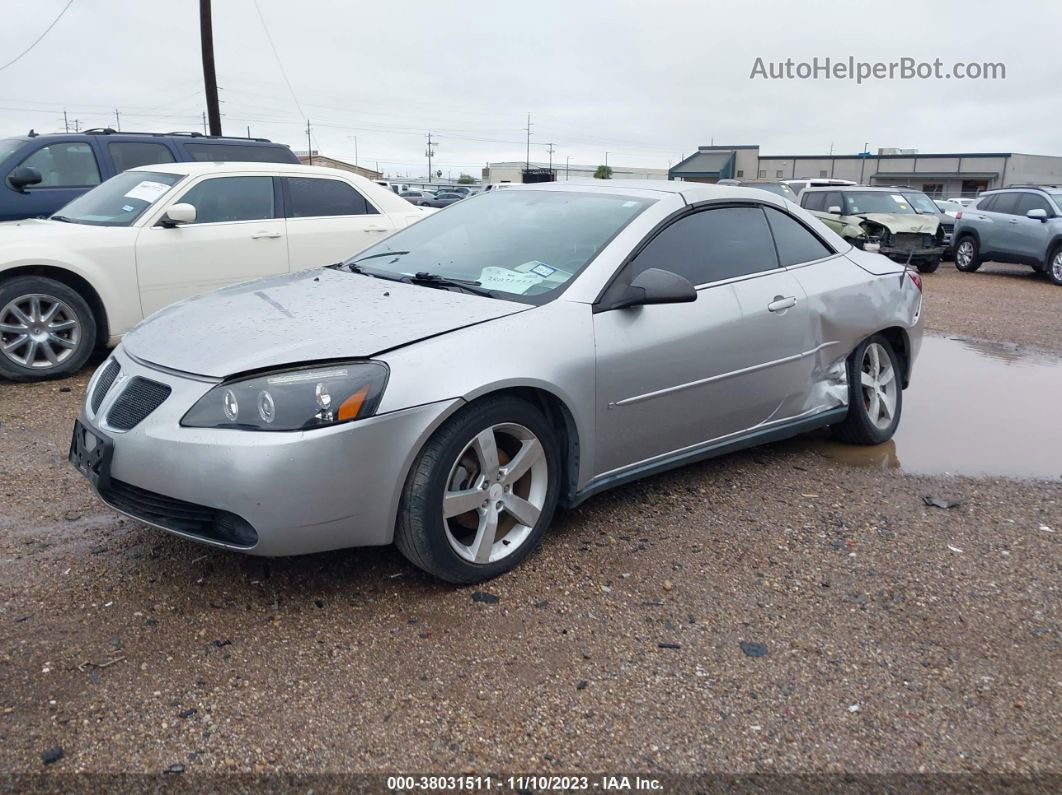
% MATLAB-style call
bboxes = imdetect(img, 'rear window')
[183,143,296,163]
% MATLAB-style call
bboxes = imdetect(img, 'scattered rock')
[165,763,185,773]
[41,746,64,765]
[657,642,681,650]
[924,496,962,509]
[178,708,197,719]
[576,680,588,690]
[662,580,673,592]
[533,600,549,609]
[211,639,232,649]
[740,641,768,658]
[471,591,499,604]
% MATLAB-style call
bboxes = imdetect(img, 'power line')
[0,0,76,73]
[251,0,306,121]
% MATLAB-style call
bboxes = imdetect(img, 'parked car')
[422,191,465,208]
[0,162,431,381]
[717,179,798,202]
[947,197,978,207]
[800,186,944,272]
[894,188,956,258]
[934,199,965,217]
[400,190,437,206]
[0,129,297,222]
[951,186,1062,285]
[783,178,856,197]
[70,181,923,582]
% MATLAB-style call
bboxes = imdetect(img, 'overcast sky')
[2,0,1059,179]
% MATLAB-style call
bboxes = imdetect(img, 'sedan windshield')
[52,170,183,226]
[344,189,654,304]
[902,191,943,215]
[844,191,916,215]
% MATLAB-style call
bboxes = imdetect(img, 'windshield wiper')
[50,215,75,223]
[410,272,496,298]
[347,250,411,267]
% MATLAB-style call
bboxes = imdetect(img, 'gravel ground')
[0,261,1059,783]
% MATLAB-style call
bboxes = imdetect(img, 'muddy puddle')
[795,335,1062,480]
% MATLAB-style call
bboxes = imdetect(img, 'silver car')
[70,181,923,582]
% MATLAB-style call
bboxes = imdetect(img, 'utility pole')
[425,132,437,183]
[348,135,358,169]
[525,113,532,172]
[246,125,251,138]
[305,120,312,164]
[565,155,570,181]
[73,119,80,133]
[605,151,609,168]
[63,110,69,133]
[546,142,555,175]
[199,0,222,136]
[114,109,120,131]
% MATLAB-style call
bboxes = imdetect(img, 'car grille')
[106,377,171,431]
[893,232,936,251]
[98,478,258,547]
[90,359,121,414]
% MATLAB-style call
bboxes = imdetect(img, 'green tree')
[457,173,475,184]
[594,165,613,179]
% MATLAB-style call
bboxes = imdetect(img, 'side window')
[824,192,844,212]
[108,142,175,172]
[975,195,996,211]
[1014,193,1052,216]
[629,206,779,286]
[176,176,275,224]
[764,208,834,266]
[989,192,1019,215]
[802,191,826,211]
[184,143,294,163]
[17,142,100,187]
[285,177,377,217]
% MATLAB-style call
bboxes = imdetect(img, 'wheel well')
[0,265,108,344]
[467,387,581,506]
[954,229,979,248]
[877,327,911,388]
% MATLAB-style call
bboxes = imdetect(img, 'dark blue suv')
[0,129,298,222]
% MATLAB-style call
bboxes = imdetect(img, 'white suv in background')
[0,162,430,381]
[783,178,857,197]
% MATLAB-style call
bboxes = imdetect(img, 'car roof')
[499,179,792,207]
[803,185,919,192]
[128,161,359,178]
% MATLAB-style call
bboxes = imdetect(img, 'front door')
[134,175,288,317]
[1003,193,1055,262]
[592,204,812,477]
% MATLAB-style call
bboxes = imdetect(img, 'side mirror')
[827,205,843,215]
[161,203,196,226]
[7,166,42,191]
[613,268,697,310]
[1026,208,1048,221]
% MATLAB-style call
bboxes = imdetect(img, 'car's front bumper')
[74,348,461,556]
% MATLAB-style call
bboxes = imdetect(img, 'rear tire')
[0,276,97,382]
[395,397,561,583]
[1047,245,1062,286]
[953,236,982,272]
[830,335,903,445]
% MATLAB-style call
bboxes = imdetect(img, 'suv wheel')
[954,236,982,272]
[0,276,97,382]
[1048,245,1062,286]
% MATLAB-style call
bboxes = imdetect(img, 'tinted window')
[764,208,833,265]
[802,191,826,211]
[17,142,100,187]
[184,143,295,163]
[177,176,275,223]
[824,192,845,212]
[989,192,1019,215]
[286,177,376,217]
[108,142,175,172]
[630,206,778,285]
[1014,193,1052,216]
[975,195,996,211]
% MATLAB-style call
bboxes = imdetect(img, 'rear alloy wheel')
[954,237,982,272]
[1048,246,1062,286]
[0,277,96,382]
[830,336,902,445]
[395,397,560,583]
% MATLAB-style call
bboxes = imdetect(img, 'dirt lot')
[0,262,1059,783]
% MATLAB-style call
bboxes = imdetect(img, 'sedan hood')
[123,268,529,378]
[856,213,940,234]
[0,217,102,241]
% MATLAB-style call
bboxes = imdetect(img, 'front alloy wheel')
[0,277,97,381]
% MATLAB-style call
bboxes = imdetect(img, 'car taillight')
[907,270,923,292]
[955,211,962,220]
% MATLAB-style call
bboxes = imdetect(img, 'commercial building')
[483,161,667,184]
[669,145,1062,198]
[296,151,382,180]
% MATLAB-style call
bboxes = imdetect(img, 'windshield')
[747,183,797,201]
[901,191,942,215]
[344,189,654,304]
[844,191,916,215]
[0,138,24,163]
[52,170,183,226]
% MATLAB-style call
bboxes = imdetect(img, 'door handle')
[364,226,389,233]
[251,231,282,239]
[768,296,797,312]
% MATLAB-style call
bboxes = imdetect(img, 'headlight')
[181,362,388,431]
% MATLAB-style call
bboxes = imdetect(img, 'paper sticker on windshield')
[478,266,545,294]
[529,262,556,278]
[123,180,171,203]
[121,205,134,213]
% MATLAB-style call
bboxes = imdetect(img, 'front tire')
[395,397,561,583]
[0,276,97,382]
[953,236,982,272]
[830,336,903,445]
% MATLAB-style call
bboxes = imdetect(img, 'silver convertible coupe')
[71,181,923,582]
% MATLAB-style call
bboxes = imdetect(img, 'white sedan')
[0,162,431,381]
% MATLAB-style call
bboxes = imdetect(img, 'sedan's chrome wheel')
[0,293,82,370]
[442,422,548,564]
[955,240,973,268]
[859,342,897,431]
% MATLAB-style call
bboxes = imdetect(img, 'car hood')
[853,213,940,234]
[0,217,106,241]
[123,268,530,378]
